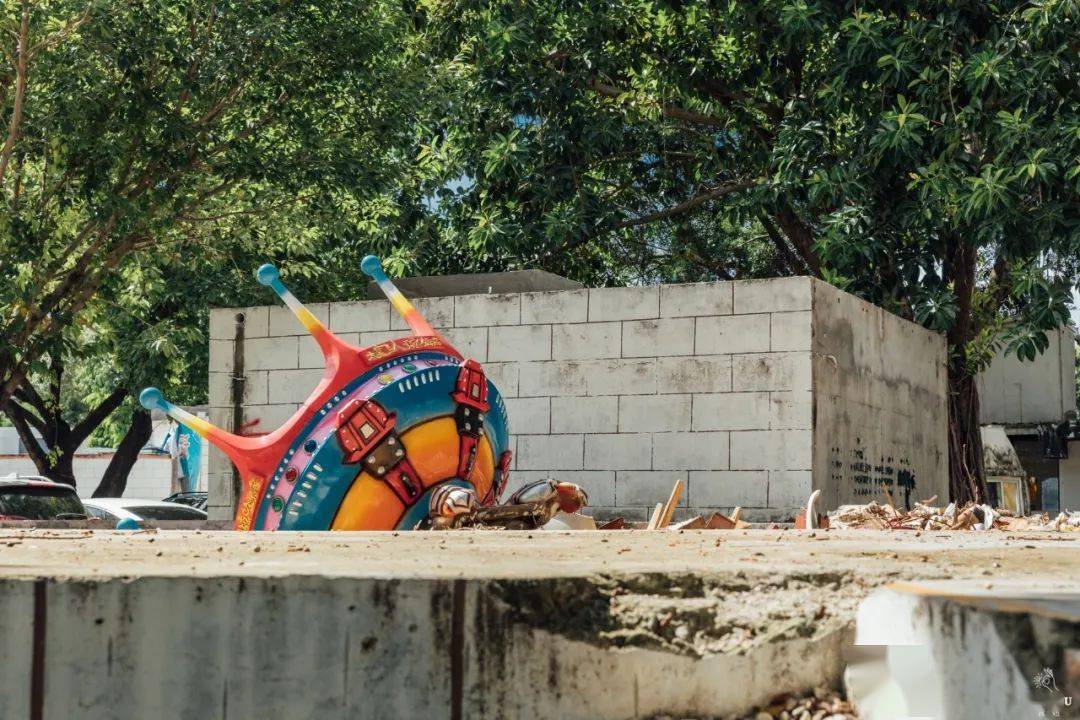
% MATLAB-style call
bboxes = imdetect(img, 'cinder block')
[453,293,519,327]
[689,471,768,507]
[484,362,520,398]
[655,356,731,394]
[269,303,329,337]
[618,395,691,432]
[583,359,657,396]
[240,403,302,433]
[691,392,770,431]
[504,470,616,506]
[359,330,402,347]
[733,276,812,314]
[767,470,812,508]
[516,434,584,470]
[615,470,688,506]
[209,371,268,407]
[622,319,694,358]
[521,290,588,324]
[211,307,269,340]
[242,306,271,338]
[504,397,549,435]
[770,391,813,430]
[660,282,733,318]
[732,352,812,392]
[488,325,551,362]
[551,396,618,433]
[729,429,812,470]
[518,361,587,397]
[695,315,771,355]
[390,296,454,330]
[552,323,621,360]
[209,339,234,373]
[770,311,812,351]
[584,433,652,470]
[584,505,648,522]
[442,327,488,361]
[268,368,326,404]
[328,300,390,333]
[652,432,729,470]
[243,336,299,371]
[299,332,359,369]
[588,286,659,321]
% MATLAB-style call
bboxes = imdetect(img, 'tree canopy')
[418,0,1080,500]
[0,0,441,489]
[2,0,1077,500]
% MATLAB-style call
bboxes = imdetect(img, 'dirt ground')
[2,526,1077,580]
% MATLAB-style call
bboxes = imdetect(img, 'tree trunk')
[93,409,152,498]
[947,365,986,505]
[48,450,78,488]
[943,237,987,505]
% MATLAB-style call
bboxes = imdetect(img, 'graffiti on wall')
[829,438,917,509]
[141,256,512,530]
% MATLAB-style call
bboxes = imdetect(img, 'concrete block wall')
[207,277,947,522]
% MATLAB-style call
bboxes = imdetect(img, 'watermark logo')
[1034,667,1074,718]
[1035,668,1061,694]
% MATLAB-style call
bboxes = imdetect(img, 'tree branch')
[0,0,30,186]
[70,386,126,446]
[759,211,807,275]
[775,206,823,278]
[613,181,755,230]
[1,400,51,474]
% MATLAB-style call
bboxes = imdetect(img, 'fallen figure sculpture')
[141,256,543,530]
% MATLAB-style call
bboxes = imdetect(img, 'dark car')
[162,491,208,511]
[0,476,88,520]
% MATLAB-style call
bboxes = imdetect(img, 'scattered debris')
[827,500,1080,532]
[720,687,858,719]
[647,502,666,530]
[672,511,749,530]
[794,490,831,530]
[657,478,685,529]
[542,511,597,531]
[435,479,589,530]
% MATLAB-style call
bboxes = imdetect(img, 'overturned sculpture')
[141,256,512,530]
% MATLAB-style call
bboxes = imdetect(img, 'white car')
[82,498,207,525]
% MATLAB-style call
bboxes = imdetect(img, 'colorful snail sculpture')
[140,256,513,530]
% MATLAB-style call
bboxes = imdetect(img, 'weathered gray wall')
[0,572,848,720]
[977,325,1077,426]
[811,282,949,510]
[206,277,946,521]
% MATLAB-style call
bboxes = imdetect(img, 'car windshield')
[0,485,85,520]
[127,505,206,520]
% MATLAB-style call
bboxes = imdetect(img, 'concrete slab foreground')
[851,580,1080,720]
[1,529,1077,719]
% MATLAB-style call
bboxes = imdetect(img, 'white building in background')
[0,409,209,499]
[977,325,1079,511]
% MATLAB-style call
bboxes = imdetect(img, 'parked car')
[0,475,88,520]
[82,498,208,525]
[162,491,208,511]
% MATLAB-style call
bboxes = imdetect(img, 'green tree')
[421,0,1080,503]
[0,0,428,408]
[0,0,438,489]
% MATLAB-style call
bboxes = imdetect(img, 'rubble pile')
[827,500,1080,532]
[723,688,858,719]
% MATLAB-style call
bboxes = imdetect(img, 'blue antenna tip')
[256,263,280,286]
[139,387,165,411]
[360,255,383,277]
